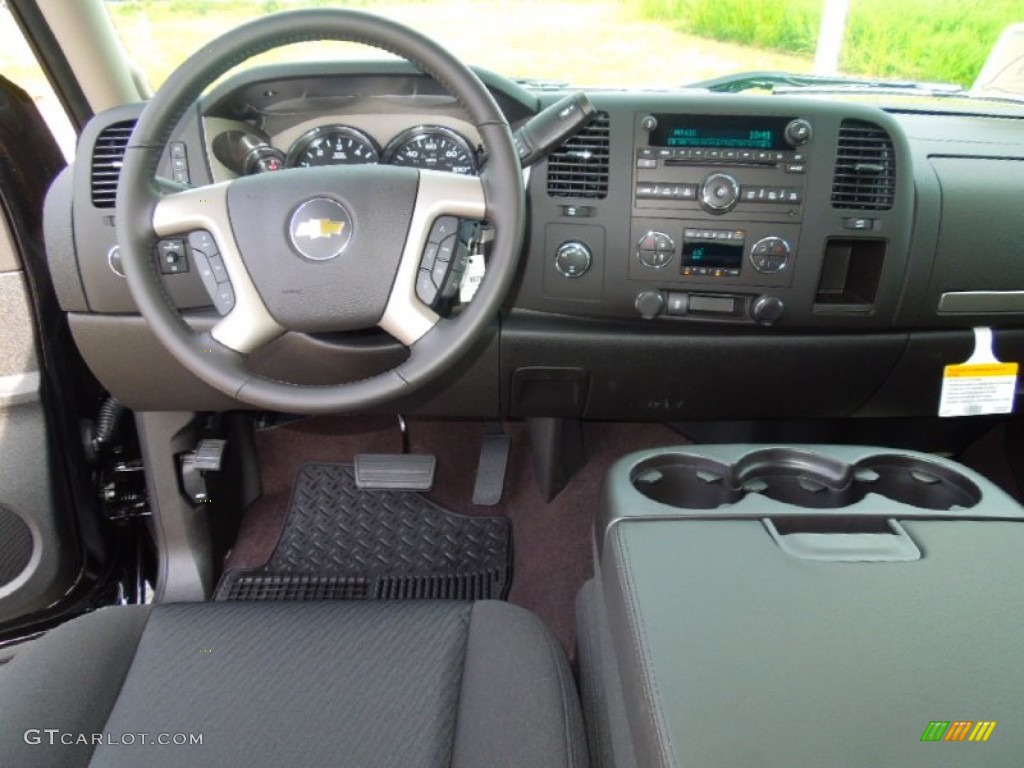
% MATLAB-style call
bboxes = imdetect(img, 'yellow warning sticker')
[944,363,1019,379]
[939,363,1018,417]
[939,328,1018,418]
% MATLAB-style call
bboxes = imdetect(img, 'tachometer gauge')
[287,126,380,168]
[383,126,478,175]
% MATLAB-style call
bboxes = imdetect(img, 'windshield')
[99,0,1021,92]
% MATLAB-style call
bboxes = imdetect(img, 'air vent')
[831,120,896,211]
[546,111,610,199]
[91,120,136,208]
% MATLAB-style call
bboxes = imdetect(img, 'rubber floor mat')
[216,463,511,601]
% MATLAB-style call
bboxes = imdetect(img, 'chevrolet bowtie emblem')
[288,198,354,261]
[294,218,346,240]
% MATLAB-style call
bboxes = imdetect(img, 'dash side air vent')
[831,119,896,211]
[91,120,136,208]
[546,111,610,199]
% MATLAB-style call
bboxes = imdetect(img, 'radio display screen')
[650,115,792,150]
[682,240,743,270]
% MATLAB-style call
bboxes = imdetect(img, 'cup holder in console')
[630,448,982,511]
[853,455,981,511]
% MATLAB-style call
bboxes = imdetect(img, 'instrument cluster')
[244,123,479,176]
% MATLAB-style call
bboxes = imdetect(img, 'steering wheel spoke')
[379,170,486,346]
[152,183,285,354]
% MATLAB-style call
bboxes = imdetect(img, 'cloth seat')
[0,600,587,768]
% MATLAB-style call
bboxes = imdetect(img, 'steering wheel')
[117,9,524,413]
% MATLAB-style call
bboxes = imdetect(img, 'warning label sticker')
[939,362,1019,417]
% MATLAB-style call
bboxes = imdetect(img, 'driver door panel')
[0,76,80,626]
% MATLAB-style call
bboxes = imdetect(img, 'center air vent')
[547,111,610,199]
[831,120,896,211]
[91,120,136,208]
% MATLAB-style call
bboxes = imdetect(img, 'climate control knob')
[636,231,675,269]
[749,236,791,273]
[700,173,740,214]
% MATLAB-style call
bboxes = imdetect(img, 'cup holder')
[853,455,981,511]
[631,454,742,510]
[630,449,982,512]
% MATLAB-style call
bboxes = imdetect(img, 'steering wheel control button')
[288,197,354,261]
[157,238,189,275]
[437,235,456,263]
[213,283,235,315]
[416,269,438,306]
[554,241,593,278]
[637,231,676,269]
[428,216,459,243]
[188,230,215,255]
[431,255,450,287]
[700,173,740,214]
[750,236,792,273]
[208,254,229,283]
[420,242,439,272]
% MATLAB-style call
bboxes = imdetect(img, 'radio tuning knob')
[700,173,739,214]
[641,115,658,132]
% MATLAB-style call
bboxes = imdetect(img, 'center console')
[576,445,1024,767]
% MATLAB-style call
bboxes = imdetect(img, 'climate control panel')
[629,219,800,289]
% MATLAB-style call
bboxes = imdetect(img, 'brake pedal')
[354,454,436,492]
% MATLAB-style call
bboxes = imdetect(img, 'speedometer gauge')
[383,126,478,175]
[288,126,380,168]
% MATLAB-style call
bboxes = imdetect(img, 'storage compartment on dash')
[814,238,886,310]
[629,447,982,511]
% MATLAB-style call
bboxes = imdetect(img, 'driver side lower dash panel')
[215,463,511,601]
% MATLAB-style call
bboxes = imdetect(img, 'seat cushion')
[0,600,586,768]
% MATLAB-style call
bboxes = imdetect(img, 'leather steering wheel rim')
[116,8,524,413]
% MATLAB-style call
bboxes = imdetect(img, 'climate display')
[650,115,792,151]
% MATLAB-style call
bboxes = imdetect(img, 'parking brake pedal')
[354,454,436,492]
[472,423,511,506]
[181,439,227,502]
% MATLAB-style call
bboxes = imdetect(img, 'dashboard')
[44,61,1024,421]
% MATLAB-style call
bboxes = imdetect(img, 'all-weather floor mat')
[216,463,511,601]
